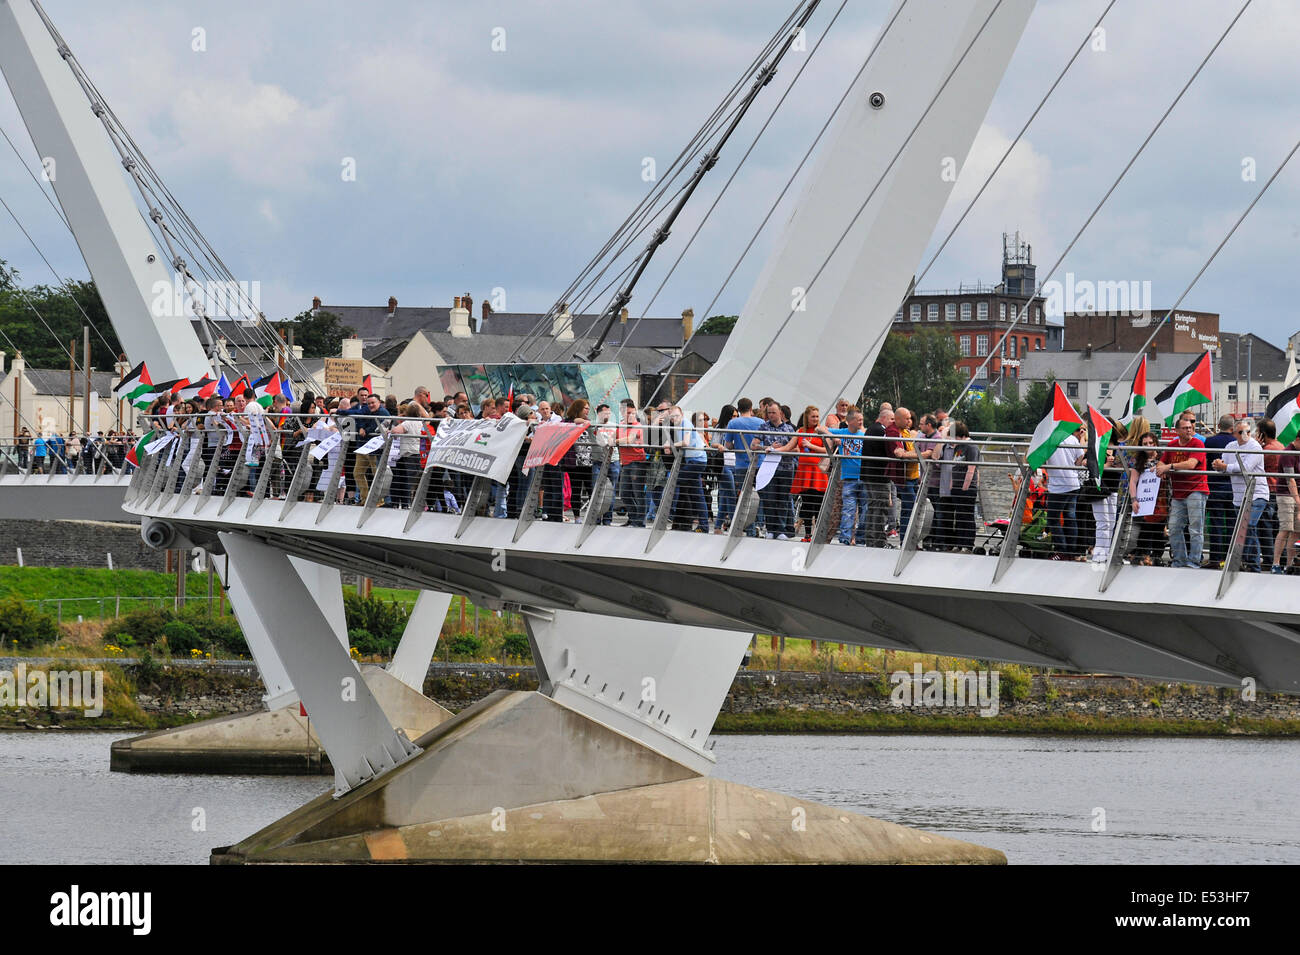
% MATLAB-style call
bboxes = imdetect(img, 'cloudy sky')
[1,0,1298,350]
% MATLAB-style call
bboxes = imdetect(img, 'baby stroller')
[973,471,1049,556]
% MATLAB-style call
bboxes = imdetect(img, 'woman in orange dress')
[792,405,830,541]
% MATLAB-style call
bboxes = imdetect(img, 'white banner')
[427,413,529,484]
[311,431,342,460]
[755,452,781,490]
[245,415,268,465]
[144,432,177,457]
[182,435,200,471]
[1134,469,1160,517]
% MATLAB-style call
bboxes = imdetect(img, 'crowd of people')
[12,426,138,474]
[123,380,1300,572]
[1014,410,1299,571]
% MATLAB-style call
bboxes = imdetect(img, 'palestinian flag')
[1118,354,1148,425]
[1085,405,1114,487]
[112,361,151,403]
[362,373,374,395]
[124,429,156,468]
[1026,382,1086,470]
[131,377,187,409]
[178,376,218,401]
[251,372,282,408]
[1154,351,1213,426]
[1265,382,1300,446]
[227,374,251,400]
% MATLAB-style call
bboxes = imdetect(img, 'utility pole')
[12,353,19,438]
[1236,337,1241,416]
[1246,337,1253,418]
[68,336,75,433]
[82,325,90,433]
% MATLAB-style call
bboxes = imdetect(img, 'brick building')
[1063,308,1220,355]
[890,234,1055,384]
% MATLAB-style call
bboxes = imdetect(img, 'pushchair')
[973,471,1050,556]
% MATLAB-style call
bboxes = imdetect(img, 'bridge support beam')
[219,532,420,793]
[525,609,753,774]
[218,551,348,710]
[387,590,452,692]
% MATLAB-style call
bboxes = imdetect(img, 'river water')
[1,731,1296,864]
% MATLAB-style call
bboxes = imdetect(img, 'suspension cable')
[941,0,1253,416]
[613,0,850,363]
[732,0,1012,401]
[642,0,913,407]
[819,0,1121,409]
[1099,133,1300,405]
[511,0,812,361]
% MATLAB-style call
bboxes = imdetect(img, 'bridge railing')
[113,411,1300,593]
[0,438,136,480]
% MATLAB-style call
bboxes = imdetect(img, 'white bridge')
[1,0,1294,863]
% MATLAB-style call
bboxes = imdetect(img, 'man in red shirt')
[616,404,648,527]
[1155,416,1208,567]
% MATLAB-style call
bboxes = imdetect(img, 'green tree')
[0,266,123,370]
[696,314,737,336]
[274,309,355,359]
[859,329,965,416]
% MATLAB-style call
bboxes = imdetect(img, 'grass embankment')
[0,659,242,731]
[0,566,213,605]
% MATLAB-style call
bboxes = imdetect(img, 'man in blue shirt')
[725,397,764,533]
[51,432,66,474]
[818,408,868,544]
[32,432,47,474]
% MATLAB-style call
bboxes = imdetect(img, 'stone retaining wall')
[0,520,164,571]
[116,662,1300,724]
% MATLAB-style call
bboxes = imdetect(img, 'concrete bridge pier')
[214,568,1005,864]
[111,535,454,775]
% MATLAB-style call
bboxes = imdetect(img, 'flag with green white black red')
[130,377,187,409]
[1026,383,1085,470]
[124,429,156,467]
[1265,382,1300,446]
[178,376,219,402]
[251,371,282,408]
[111,361,151,404]
[1154,351,1213,425]
[1118,354,1147,425]
[1085,404,1114,487]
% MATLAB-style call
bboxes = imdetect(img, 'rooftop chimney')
[682,308,694,342]
[449,296,472,338]
[620,307,628,325]
[1149,344,1158,361]
[482,300,493,321]
[387,296,398,317]
[553,303,574,342]
[311,296,321,314]
[1084,342,1092,359]
[342,336,363,360]
[463,293,473,318]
